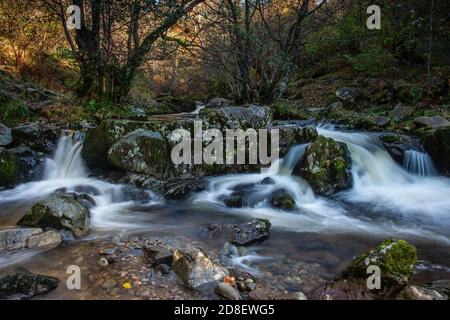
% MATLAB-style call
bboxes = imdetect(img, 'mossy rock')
[107,129,170,179]
[343,239,417,282]
[294,135,352,195]
[18,193,90,238]
[81,119,163,171]
[0,147,19,188]
[270,125,318,156]
[270,100,312,120]
[269,190,296,210]
[421,126,450,176]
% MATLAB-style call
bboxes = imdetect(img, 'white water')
[403,149,438,177]
[0,131,163,230]
[1,127,449,244]
[195,126,450,243]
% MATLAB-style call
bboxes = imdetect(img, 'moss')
[0,148,19,187]
[346,239,417,281]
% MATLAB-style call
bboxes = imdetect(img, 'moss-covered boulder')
[421,127,450,175]
[343,239,417,282]
[269,190,296,210]
[200,105,272,131]
[107,129,170,179]
[0,147,19,188]
[293,135,352,195]
[18,192,91,238]
[11,122,61,153]
[81,119,162,171]
[154,95,197,114]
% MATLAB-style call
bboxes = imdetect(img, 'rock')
[0,122,12,146]
[215,283,242,300]
[426,279,450,296]
[422,127,450,175]
[11,122,60,153]
[392,104,414,121]
[269,125,318,156]
[200,105,272,131]
[207,219,271,246]
[163,179,207,200]
[102,278,117,289]
[0,147,20,188]
[18,192,91,238]
[98,258,109,267]
[119,186,152,202]
[154,95,197,114]
[81,119,162,171]
[0,228,43,251]
[261,177,275,185]
[293,135,352,195]
[172,248,229,289]
[269,190,296,210]
[8,145,44,183]
[397,285,447,300]
[25,230,62,249]
[144,245,173,266]
[336,87,357,104]
[107,129,170,179]
[371,116,390,128]
[205,97,231,109]
[379,133,422,164]
[0,269,59,299]
[414,116,450,129]
[312,239,417,300]
[293,291,308,300]
[124,174,165,193]
[328,101,344,112]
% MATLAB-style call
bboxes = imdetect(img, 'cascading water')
[403,149,438,177]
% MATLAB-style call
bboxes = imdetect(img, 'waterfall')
[403,150,437,177]
[43,131,87,180]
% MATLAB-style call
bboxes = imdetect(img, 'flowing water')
[0,125,449,298]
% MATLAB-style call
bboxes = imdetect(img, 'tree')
[43,0,204,101]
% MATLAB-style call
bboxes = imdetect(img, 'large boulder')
[172,248,229,289]
[294,135,352,195]
[421,127,450,175]
[0,122,12,146]
[0,147,20,188]
[107,129,170,179]
[18,192,92,238]
[154,95,197,114]
[311,239,417,300]
[11,122,61,153]
[392,104,414,121]
[81,119,162,171]
[200,105,272,131]
[207,219,271,246]
[0,269,59,300]
[379,133,422,165]
[0,228,61,252]
[205,97,231,109]
[269,190,296,210]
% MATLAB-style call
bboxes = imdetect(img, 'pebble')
[102,279,117,289]
[98,257,109,267]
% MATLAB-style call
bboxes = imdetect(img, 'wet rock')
[293,135,352,195]
[313,239,417,300]
[205,97,231,109]
[371,116,390,128]
[25,230,62,249]
[336,87,357,105]
[269,190,296,210]
[163,179,207,200]
[260,177,275,185]
[8,145,44,182]
[0,228,43,251]
[397,285,447,300]
[328,101,344,112]
[144,245,173,266]
[200,105,272,131]
[125,174,165,193]
[0,122,12,146]
[107,129,170,179]
[426,279,450,296]
[156,264,171,274]
[215,283,242,300]
[82,119,162,171]
[0,147,20,188]
[392,104,414,121]
[379,133,422,164]
[270,125,318,156]
[18,192,91,238]
[414,116,450,129]
[422,127,450,175]
[208,219,271,246]
[11,122,60,153]
[0,269,59,300]
[172,248,229,289]
[120,186,152,202]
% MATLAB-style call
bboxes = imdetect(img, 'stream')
[0,120,449,299]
